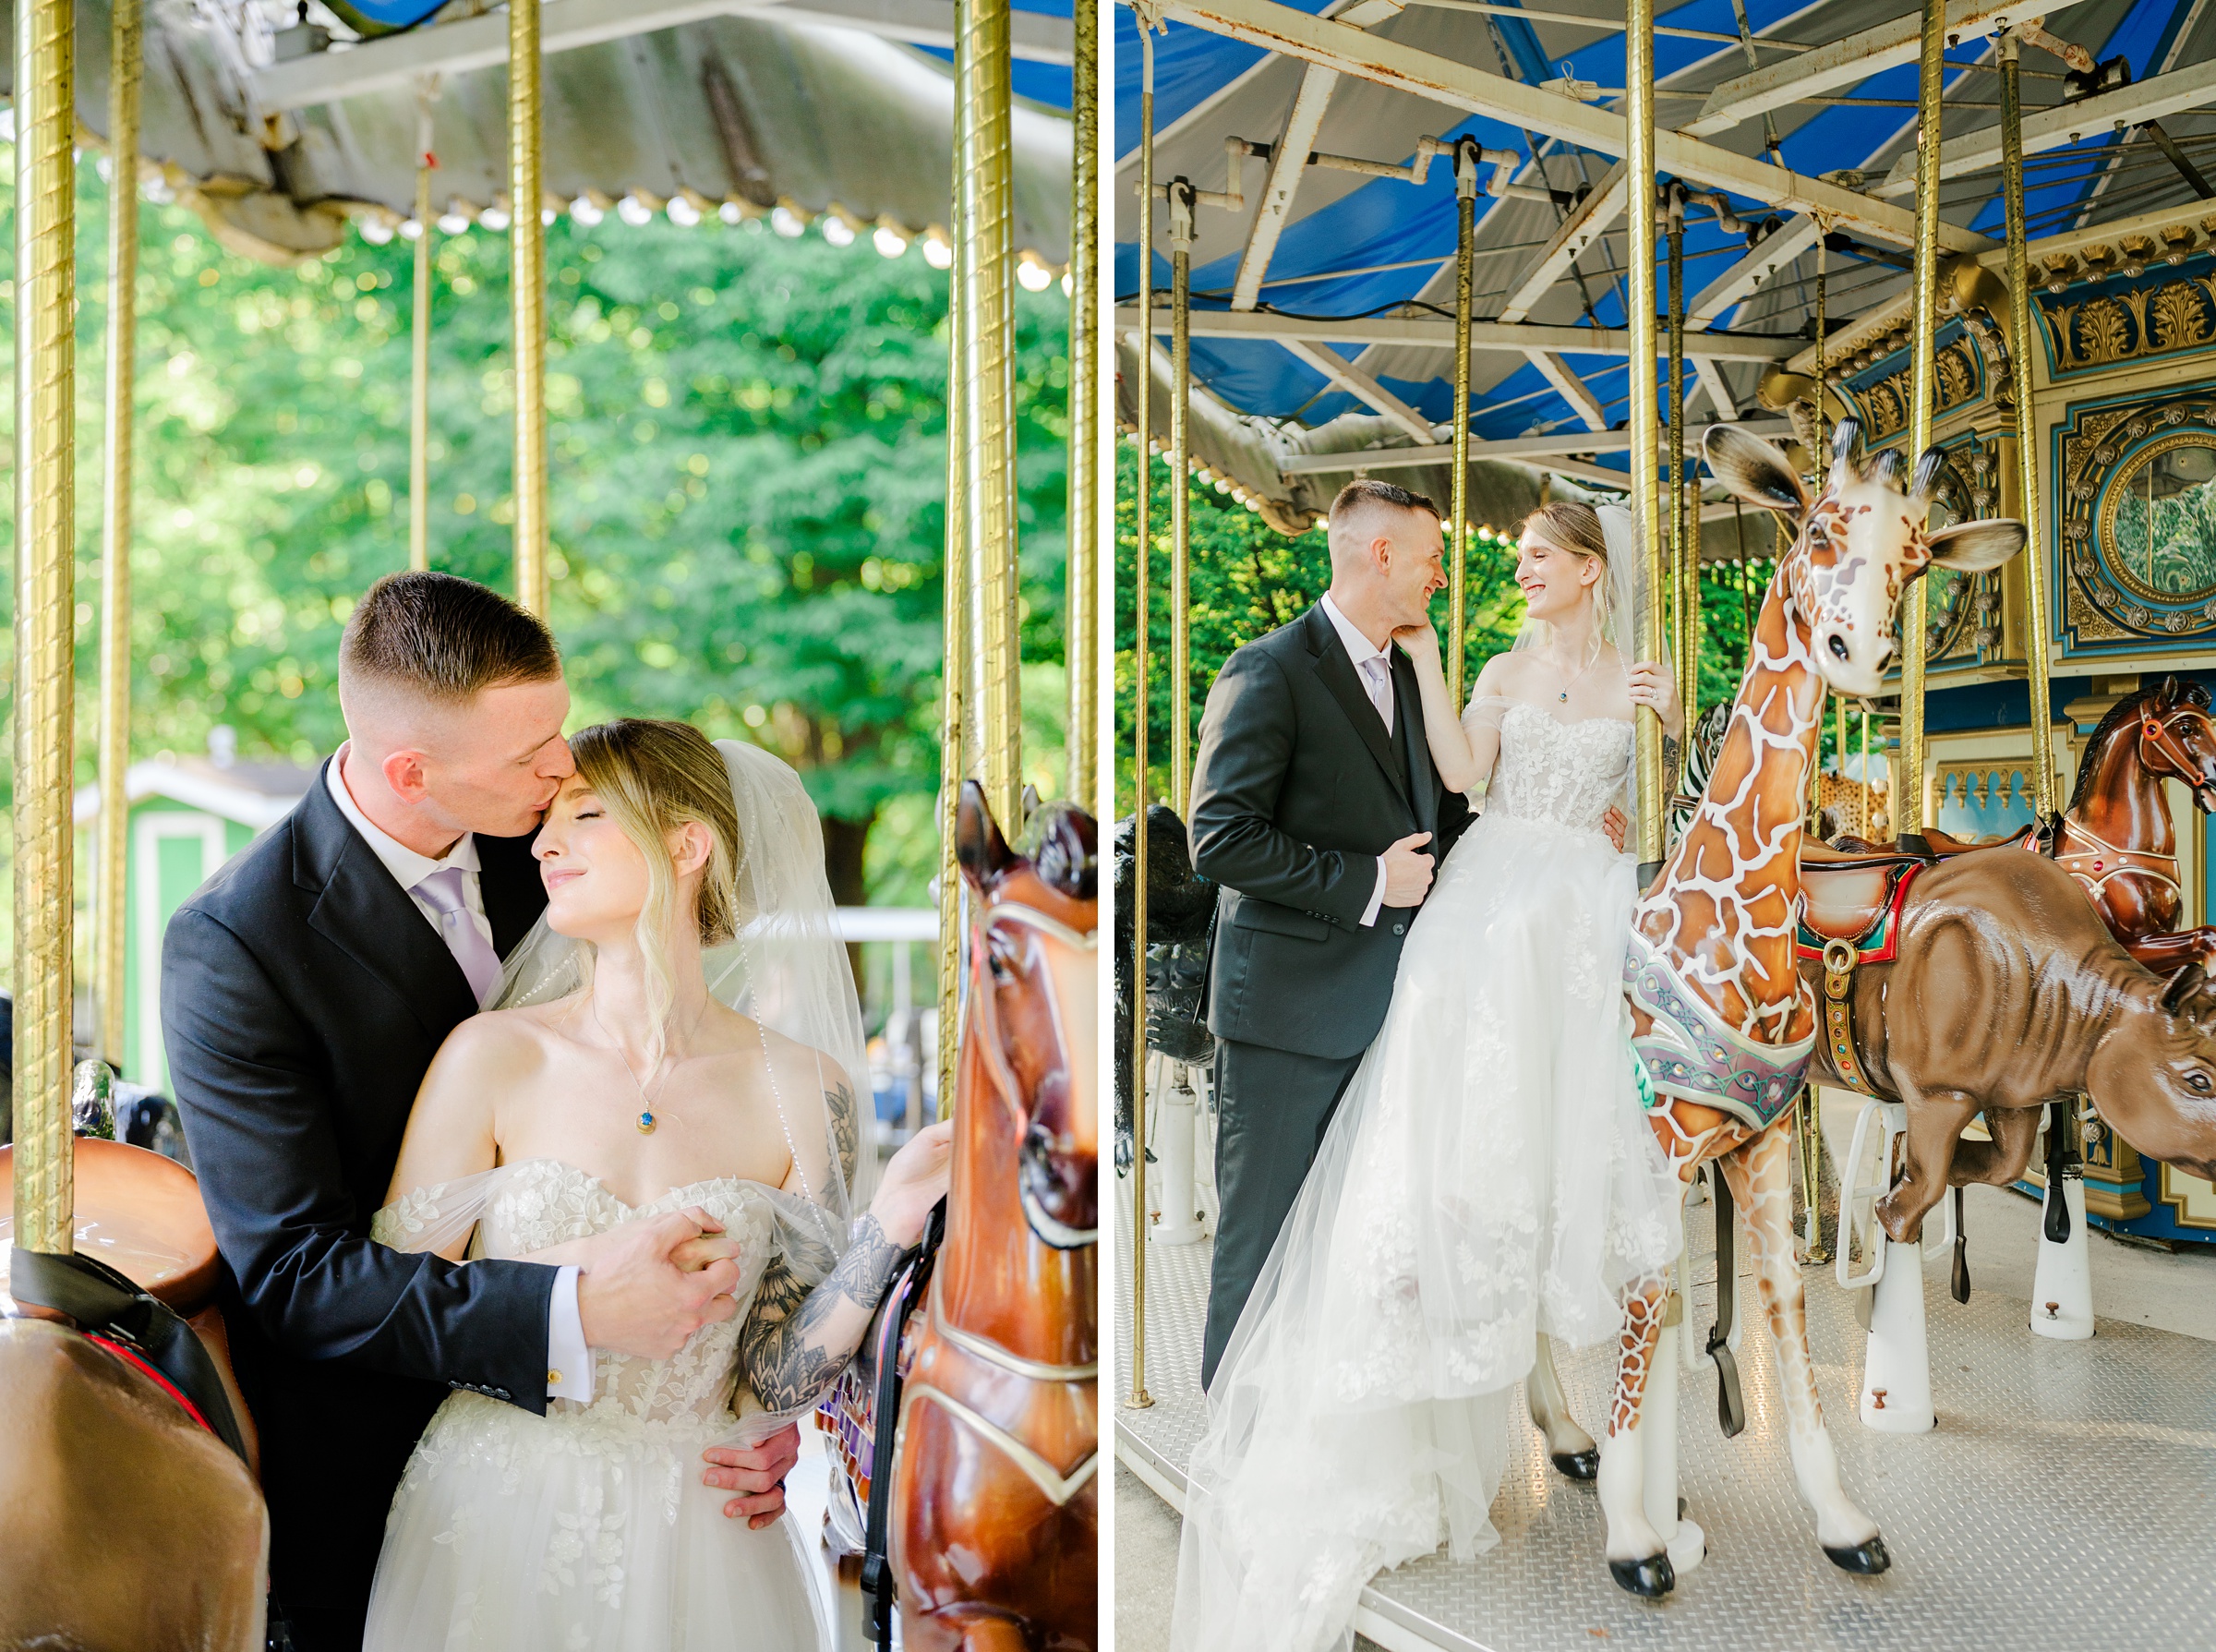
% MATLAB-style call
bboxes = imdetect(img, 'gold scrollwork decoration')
[2038,261,2216,375]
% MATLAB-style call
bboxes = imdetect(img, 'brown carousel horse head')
[2093,675,2216,814]
[957,781,1100,1248]
[1704,418,2026,698]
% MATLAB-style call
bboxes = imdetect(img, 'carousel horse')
[0,1067,267,1650]
[880,783,1098,1652]
[1590,418,2026,1598]
[1111,804,1217,1176]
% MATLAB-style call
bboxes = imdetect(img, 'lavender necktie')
[1359,654,1394,733]
[414,865,503,1007]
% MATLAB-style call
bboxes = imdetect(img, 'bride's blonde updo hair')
[1519,500,1614,647]
[569,718,743,1063]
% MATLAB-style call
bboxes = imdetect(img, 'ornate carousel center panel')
[2053,387,2216,656]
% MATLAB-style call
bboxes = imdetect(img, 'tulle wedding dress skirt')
[1172,799,1683,1652]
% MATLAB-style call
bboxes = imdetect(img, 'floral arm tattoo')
[826,1080,859,1193]
[739,1212,906,1414]
[1662,733,1682,801]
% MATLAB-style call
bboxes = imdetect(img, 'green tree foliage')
[0,157,1069,927]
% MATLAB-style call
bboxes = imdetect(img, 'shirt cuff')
[1360,856,1388,928]
[547,1265,595,1404]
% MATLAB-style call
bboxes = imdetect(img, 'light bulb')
[438,210,471,235]
[1062,271,1073,295]
[542,207,557,226]
[618,195,654,227]
[668,196,702,227]
[400,219,424,241]
[922,234,954,271]
[361,219,394,246]
[719,201,744,225]
[571,195,604,226]
[822,215,855,247]
[1017,257,1053,292]
[478,206,511,231]
[873,224,909,259]
[770,205,806,238]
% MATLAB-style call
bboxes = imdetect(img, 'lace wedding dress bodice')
[366,1162,829,1652]
[1481,701,1631,837]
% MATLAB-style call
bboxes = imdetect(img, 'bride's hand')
[1391,621,1443,672]
[869,1119,955,1248]
[1626,660,1684,740]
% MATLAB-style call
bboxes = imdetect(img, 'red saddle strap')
[84,1332,223,1444]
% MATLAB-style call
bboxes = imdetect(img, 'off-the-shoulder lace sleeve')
[372,1169,502,1257]
[1463,693,1515,732]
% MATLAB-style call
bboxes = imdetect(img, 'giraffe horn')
[1872,449,1907,489]
[1832,416,1865,481]
[1909,447,1948,501]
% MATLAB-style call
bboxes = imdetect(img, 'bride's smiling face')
[533,778,707,942]
[1514,528,1602,625]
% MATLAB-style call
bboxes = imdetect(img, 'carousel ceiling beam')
[256,0,1074,110]
[1686,214,1821,327]
[1692,356,1737,416]
[1279,338,1439,441]
[1871,56,2216,196]
[1158,0,1993,251]
[1524,350,1610,430]
[1276,416,1791,473]
[1116,303,1800,359]
[1680,0,2090,137]
[1497,160,1627,324]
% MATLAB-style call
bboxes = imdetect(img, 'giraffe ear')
[1924,517,2025,575]
[1703,423,1812,523]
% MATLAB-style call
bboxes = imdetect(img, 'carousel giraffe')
[1594,419,2025,1596]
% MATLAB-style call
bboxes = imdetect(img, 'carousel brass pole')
[1667,185,1694,724]
[1897,0,1945,856]
[1811,218,1830,465]
[937,0,977,1124]
[1066,0,1098,807]
[1168,178,1195,816]
[94,0,140,1074]
[1628,0,1666,881]
[2002,30,2058,825]
[409,79,439,573]
[1449,141,1476,709]
[14,0,78,1256]
[957,0,1023,830]
[1127,19,1157,1413]
[509,0,548,616]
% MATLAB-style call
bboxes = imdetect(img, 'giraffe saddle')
[1795,854,1925,962]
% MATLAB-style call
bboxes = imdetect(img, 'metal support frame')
[410,78,439,572]
[1111,304,1799,362]
[1067,0,1098,808]
[1449,138,1476,709]
[95,0,139,1073]
[1498,159,1627,323]
[15,0,78,1256]
[2001,30,2058,823]
[1668,186,1695,723]
[1280,339,1436,441]
[510,0,548,616]
[1169,179,1196,816]
[1629,0,1664,874]
[1896,0,1945,855]
[956,0,1023,831]
[1526,349,1608,432]
[1127,19,1157,1415]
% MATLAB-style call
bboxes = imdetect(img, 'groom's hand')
[1380,831,1435,906]
[703,1424,802,1528]
[575,1206,743,1360]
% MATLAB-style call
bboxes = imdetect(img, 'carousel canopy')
[0,0,1073,266]
[1114,0,2216,528]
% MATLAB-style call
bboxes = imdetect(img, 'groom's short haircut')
[339,571,560,709]
[1327,478,1440,570]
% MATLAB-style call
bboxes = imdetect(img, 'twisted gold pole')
[1897,0,1945,853]
[1066,0,1099,809]
[95,0,140,1075]
[1127,21,1157,1414]
[1667,187,1694,724]
[957,0,1023,831]
[1168,181,1194,817]
[2001,31,2056,824]
[1628,0,1665,877]
[15,0,78,1256]
[411,81,438,573]
[1449,146,1475,711]
[509,0,548,615]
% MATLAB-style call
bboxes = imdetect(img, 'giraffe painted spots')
[1596,419,2027,1596]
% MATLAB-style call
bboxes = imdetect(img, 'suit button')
[1392,922,1406,935]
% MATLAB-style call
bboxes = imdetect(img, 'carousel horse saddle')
[1797,854,1926,958]
[0,1139,250,1465]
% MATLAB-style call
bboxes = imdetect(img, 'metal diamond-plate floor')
[1114,1180,2216,1652]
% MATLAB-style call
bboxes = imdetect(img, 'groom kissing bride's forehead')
[163,572,795,1652]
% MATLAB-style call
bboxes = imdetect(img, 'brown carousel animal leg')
[2121,926,2216,977]
[1716,1127,1888,1574]
[1948,1103,2041,1188]
[1526,1334,1599,1481]
[1877,1084,1978,1244]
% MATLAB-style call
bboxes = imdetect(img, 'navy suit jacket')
[163,760,552,1618]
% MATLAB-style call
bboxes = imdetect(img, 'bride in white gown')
[362,720,951,1652]
[1172,501,1688,1652]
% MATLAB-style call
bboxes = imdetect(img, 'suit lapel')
[477,831,549,960]
[295,765,482,1040]
[1306,607,1412,806]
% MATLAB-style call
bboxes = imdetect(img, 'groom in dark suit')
[1188,479,1473,1389]
[163,573,795,1650]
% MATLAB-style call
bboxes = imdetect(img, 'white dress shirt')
[328,751,595,1404]
[1319,595,1397,929]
